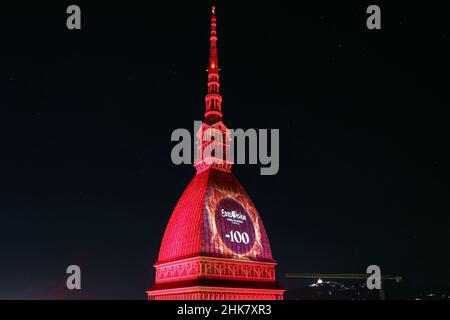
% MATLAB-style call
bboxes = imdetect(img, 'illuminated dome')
[157,169,274,264]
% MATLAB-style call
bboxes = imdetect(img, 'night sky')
[1,1,449,299]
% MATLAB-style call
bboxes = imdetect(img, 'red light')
[156,170,273,263]
[147,4,284,300]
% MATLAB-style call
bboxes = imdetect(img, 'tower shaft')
[147,5,284,300]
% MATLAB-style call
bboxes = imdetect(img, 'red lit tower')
[147,6,284,300]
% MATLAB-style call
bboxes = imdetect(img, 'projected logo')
[205,189,265,260]
[214,198,256,254]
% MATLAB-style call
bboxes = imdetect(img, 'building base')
[147,256,285,300]
[147,286,284,300]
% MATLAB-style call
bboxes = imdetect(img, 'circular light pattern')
[214,197,256,254]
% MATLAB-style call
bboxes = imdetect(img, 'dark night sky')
[0,1,449,299]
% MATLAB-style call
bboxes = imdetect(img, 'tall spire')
[204,5,223,124]
[195,5,232,174]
